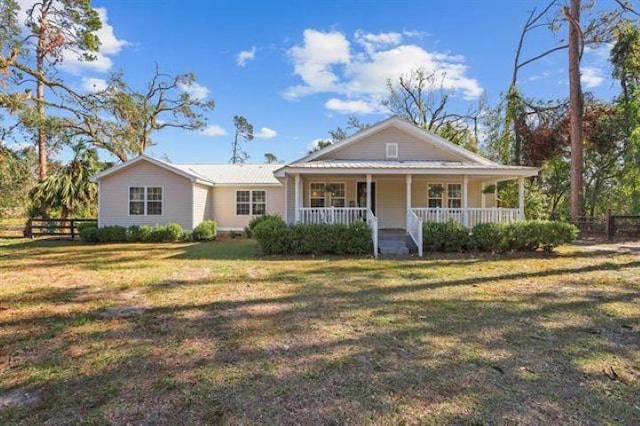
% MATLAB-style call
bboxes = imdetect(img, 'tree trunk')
[36,14,47,181]
[568,0,584,221]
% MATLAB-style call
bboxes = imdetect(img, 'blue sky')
[27,0,621,164]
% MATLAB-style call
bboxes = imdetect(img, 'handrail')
[366,209,378,258]
[407,209,423,257]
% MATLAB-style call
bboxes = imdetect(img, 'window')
[309,182,345,207]
[252,190,266,215]
[146,187,163,215]
[129,186,162,215]
[310,183,325,207]
[129,187,145,215]
[447,183,462,208]
[386,143,398,159]
[427,183,444,208]
[237,190,266,215]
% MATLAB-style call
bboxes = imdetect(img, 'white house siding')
[316,127,466,162]
[192,183,213,227]
[98,161,194,229]
[212,185,285,231]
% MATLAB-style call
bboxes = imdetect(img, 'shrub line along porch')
[283,168,530,258]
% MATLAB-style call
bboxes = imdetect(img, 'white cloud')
[81,77,108,92]
[584,43,613,61]
[236,46,257,67]
[354,30,403,54]
[284,29,351,99]
[582,67,604,89]
[255,127,277,139]
[59,7,129,74]
[284,29,483,113]
[200,125,227,137]
[178,81,210,100]
[528,71,552,81]
[325,98,382,114]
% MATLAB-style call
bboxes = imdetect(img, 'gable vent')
[386,143,398,159]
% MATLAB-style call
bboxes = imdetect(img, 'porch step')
[378,230,410,257]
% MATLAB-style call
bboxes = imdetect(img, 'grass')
[0,236,639,424]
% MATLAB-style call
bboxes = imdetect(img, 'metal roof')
[285,160,533,170]
[174,164,282,185]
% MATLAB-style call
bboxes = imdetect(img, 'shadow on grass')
[1,255,639,423]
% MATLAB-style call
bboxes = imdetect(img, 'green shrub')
[245,214,281,238]
[253,216,289,254]
[425,220,577,253]
[253,217,372,256]
[181,230,193,242]
[470,222,502,252]
[164,223,184,241]
[138,225,153,242]
[77,222,97,233]
[80,225,99,243]
[127,225,142,242]
[538,220,578,252]
[192,220,217,241]
[96,225,127,243]
[423,221,470,252]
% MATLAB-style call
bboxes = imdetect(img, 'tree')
[0,145,36,218]
[383,68,484,151]
[328,116,370,142]
[230,115,253,164]
[565,0,584,221]
[30,143,104,219]
[308,139,333,154]
[0,0,102,180]
[65,68,215,162]
[264,152,279,164]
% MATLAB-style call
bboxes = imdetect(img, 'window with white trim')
[427,183,444,208]
[129,186,162,215]
[447,183,462,208]
[309,182,345,207]
[386,143,398,158]
[237,190,266,215]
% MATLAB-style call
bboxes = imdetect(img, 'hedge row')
[423,220,578,253]
[252,216,372,255]
[79,220,217,243]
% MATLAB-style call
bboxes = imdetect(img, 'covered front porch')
[284,171,530,257]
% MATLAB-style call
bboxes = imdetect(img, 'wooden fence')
[608,215,640,240]
[25,218,97,240]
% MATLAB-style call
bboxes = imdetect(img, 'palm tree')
[30,144,103,219]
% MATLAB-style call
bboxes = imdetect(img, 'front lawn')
[0,238,638,423]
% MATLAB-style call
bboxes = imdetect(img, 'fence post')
[25,218,33,238]
[70,220,75,240]
[607,211,614,241]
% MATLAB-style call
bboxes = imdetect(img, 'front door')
[356,182,376,215]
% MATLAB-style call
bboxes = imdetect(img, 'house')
[91,117,538,256]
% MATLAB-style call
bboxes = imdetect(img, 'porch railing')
[367,209,378,258]
[297,207,378,257]
[407,209,423,257]
[298,207,367,225]
[411,207,521,227]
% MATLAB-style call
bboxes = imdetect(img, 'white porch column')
[366,174,372,213]
[406,174,412,231]
[462,175,469,227]
[481,182,486,209]
[518,177,525,220]
[294,174,301,222]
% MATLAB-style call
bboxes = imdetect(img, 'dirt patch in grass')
[0,238,639,424]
